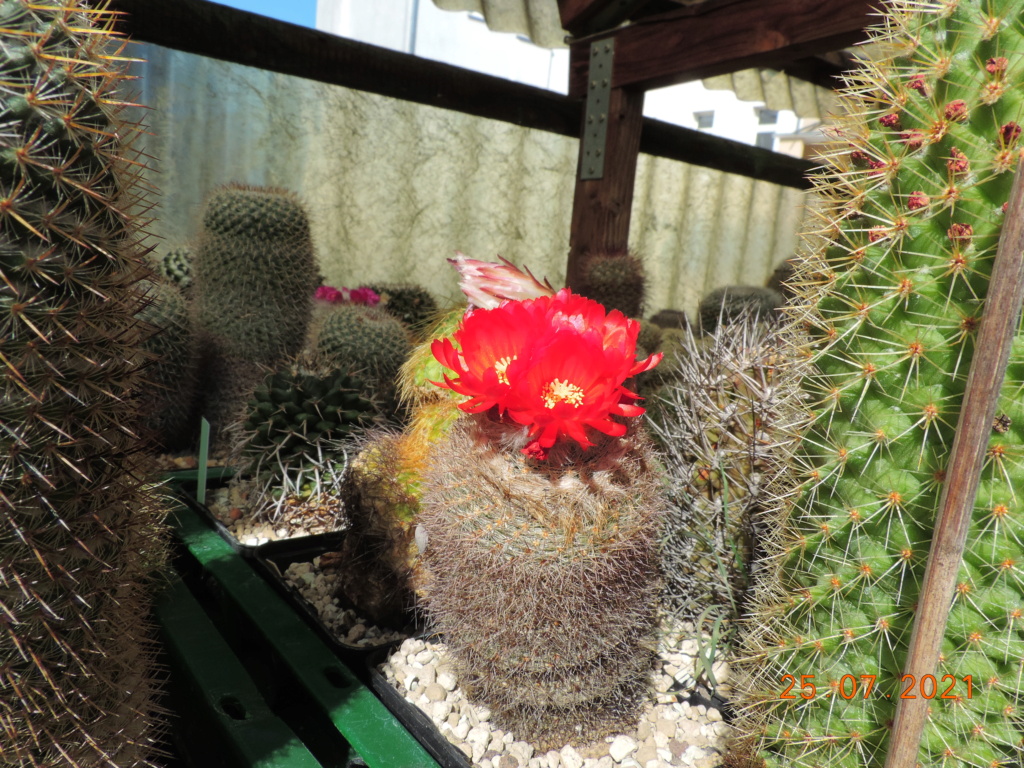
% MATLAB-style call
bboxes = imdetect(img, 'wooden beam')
[107,0,813,190]
[557,0,653,38]
[567,0,880,96]
[565,87,646,290]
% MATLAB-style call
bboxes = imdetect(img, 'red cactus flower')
[432,288,661,458]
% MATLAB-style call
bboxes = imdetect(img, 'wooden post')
[565,85,645,291]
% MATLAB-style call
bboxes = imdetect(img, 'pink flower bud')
[449,253,555,310]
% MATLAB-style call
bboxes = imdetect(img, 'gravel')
[378,628,735,768]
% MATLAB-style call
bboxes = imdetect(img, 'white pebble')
[438,670,458,692]
[560,745,583,768]
[508,741,535,764]
[608,735,638,763]
[467,726,489,747]
[431,699,452,720]
[452,717,470,740]
[707,707,723,722]
[546,749,561,768]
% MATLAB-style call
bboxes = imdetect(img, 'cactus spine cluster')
[192,184,320,438]
[731,2,1024,766]
[0,2,168,764]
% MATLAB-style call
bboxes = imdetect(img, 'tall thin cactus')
[1,2,168,765]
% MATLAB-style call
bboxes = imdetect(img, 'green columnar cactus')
[0,3,168,764]
[731,2,1024,766]
[192,184,320,437]
[575,251,647,317]
[698,285,784,335]
[650,316,808,632]
[138,280,200,451]
[362,281,438,336]
[422,417,665,746]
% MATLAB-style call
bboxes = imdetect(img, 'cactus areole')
[730,2,1024,767]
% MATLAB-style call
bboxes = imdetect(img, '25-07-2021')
[780,674,974,700]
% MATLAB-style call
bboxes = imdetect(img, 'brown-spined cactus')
[421,286,667,747]
[1,2,169,764]
[730,2,1024,766]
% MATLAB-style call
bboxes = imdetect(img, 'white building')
[315,0,806,153]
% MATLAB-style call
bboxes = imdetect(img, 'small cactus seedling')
[148,244,194,294]
[730,2,1024,766]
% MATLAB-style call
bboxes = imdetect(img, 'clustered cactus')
[1,2,168,764]
[362,281,438,336]
[729,1,1024,766]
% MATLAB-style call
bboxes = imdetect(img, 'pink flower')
[432,288,661,459]
[314,285,380,306]
[449,253,554,309]
[315,285,346,303]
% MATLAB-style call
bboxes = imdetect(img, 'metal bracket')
[580,38,614,181]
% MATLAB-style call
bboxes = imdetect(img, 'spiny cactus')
[362,281,438,336]
[698,285,784,335]
[1,3,168,764]
[234,355,376,477]
[422,288,666,747]
[148,243,193,294]
[313,302,412,415]
[137,279,200,452]
[649,315,808,634]
[648,308,691,331]
[192,184,320,440]
[574,251,647,318]
[731,2,1024,766]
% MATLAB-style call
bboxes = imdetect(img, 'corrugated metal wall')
[134,43,805,320]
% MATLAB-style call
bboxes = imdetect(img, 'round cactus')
[362,281,438,335]
[574,251,646,317]
[236,357,376,476]
[0,3,169,764]
[148,244,194,294]
[314,303,412,414]
[730,2,1024,766]
[697,285,783,335]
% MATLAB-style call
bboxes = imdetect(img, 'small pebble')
[608,735,637,763]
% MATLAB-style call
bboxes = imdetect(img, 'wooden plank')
[107,0,813,190]
[567,0,880,96]
[565,87,646,290]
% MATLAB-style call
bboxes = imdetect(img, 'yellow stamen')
[542,379,585,409]
[494,355,516,385]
